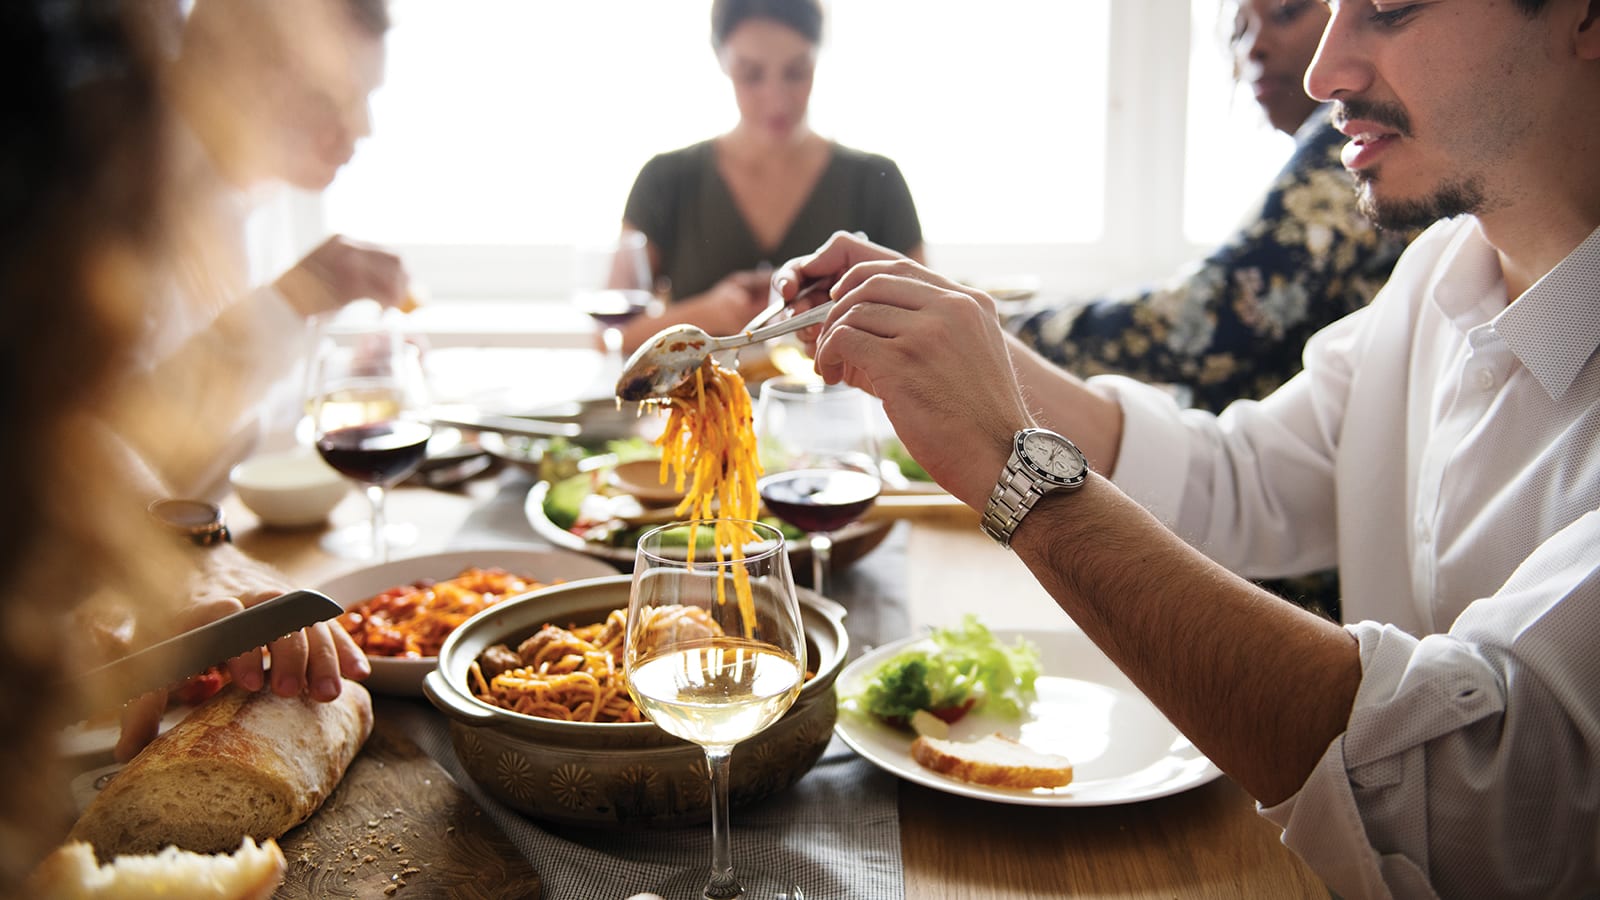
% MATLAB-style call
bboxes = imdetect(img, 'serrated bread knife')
[68,589,344,720]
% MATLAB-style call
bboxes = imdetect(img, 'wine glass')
[307,309,432,561]
[626,519,806,900]
[572,231,655,376]
[754,378,882,598]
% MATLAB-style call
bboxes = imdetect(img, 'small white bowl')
[229,449,349,528]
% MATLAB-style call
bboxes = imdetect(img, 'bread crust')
[910,732,1073,789]
[68,682,373,857]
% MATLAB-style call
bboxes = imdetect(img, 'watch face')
[149,499,223,530]
[1020,430,1087,483]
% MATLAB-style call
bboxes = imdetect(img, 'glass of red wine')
[755,377,882,598]
[307,309,432,561]
[572,231,655,375]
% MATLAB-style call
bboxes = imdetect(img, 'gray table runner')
[386,473,911,899]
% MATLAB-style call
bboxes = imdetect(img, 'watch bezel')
[1013,428,1088,489]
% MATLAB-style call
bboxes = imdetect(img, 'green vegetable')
[543,473,593,531]
[852,615,1040,725]
[883,438,932,482]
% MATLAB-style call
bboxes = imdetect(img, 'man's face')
[1304,0,1564,230]
[268,21,386,191]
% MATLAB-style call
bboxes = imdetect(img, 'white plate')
[58,705,192,764]
[834,628,1222,806]
[316,547,617,695]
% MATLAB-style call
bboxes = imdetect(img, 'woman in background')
[611,0,924,354]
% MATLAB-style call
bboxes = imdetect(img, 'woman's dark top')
[624,139,923,301]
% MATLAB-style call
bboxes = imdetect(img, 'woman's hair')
[711,0,824,49]
[0,0,182,889]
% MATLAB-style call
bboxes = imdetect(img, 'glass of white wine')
[626,519,806,900]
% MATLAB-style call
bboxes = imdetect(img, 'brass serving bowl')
[423,574,848,828]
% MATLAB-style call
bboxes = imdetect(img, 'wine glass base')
[646,866,804,900]
[318,522,419,560]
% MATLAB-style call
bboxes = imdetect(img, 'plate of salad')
[834,617,1221,806]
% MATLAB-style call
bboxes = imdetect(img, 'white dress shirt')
[1098,216,1600,899]
[128,122,310,497]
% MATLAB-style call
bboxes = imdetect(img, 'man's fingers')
[177,596,243,633]
[331,621,371,681]
[268,628,309,696]
[304,622,344,701]
[226,646,266,692]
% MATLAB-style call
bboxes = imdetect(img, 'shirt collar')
[1496,225,1600,401]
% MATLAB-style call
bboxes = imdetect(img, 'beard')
[1336,98,1487,231]
[1353,171,1487,231]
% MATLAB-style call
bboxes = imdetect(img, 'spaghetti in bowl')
[423,574,848,827]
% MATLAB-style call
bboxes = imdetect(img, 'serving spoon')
[615,279,834,401]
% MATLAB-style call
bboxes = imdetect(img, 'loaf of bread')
[68,681,373,857]
[27,837,285,900]
[910,732,1074,789]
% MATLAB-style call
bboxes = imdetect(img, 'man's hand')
[274,234,410,316]
[773,232,1031,508]
[114,547,370,762]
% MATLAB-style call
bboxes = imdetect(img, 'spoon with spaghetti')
[615,278,834,402]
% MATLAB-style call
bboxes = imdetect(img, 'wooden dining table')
[226,466,1330,900]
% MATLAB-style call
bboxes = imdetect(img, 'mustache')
[1334,99,1413,137]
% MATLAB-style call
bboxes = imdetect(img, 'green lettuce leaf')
[851,615,1040,724]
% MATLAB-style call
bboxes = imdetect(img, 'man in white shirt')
[123,0,409,499]
[113,0,407,759]
[776,0,1600,895]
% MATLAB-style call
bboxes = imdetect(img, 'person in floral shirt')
[1007,0,1421,618]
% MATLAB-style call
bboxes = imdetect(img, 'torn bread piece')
[27,837,285,900]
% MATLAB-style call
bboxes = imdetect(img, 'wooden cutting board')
[275,714,539,899]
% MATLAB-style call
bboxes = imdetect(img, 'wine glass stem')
[366,484,388,563]
[702,745,742,900]
[809,531,833,597]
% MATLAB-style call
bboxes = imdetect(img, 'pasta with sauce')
[336,567,545,658]
[648,358,763,631]
[468,605,722,723]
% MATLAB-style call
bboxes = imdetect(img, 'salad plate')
[834,627,1221,806]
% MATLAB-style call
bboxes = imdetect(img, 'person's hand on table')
[114,545,370,762]
[773,231,1032,509]
[274,233,412,316]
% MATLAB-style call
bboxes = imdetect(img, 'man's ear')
[1575,0,1600,60]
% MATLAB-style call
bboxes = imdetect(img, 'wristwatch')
[980,427,1088,548]
[148,498,232,548]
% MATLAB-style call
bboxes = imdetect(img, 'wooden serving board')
[275,715,539,899]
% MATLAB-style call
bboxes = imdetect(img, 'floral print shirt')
[1008,106,1419,415]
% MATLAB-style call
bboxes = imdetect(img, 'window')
[306,0,1293,302]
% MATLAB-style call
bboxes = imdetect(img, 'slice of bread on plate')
[910,731,1074,789]
[27,837,284,900]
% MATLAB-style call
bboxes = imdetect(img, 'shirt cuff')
[1088,374,1191,526]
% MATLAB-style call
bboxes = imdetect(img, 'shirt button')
[1475,369,1496,390]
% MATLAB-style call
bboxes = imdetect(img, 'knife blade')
[68,589,344,719]
[424,410,582,439]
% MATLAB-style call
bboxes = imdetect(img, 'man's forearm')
[1009,474,1362,805]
